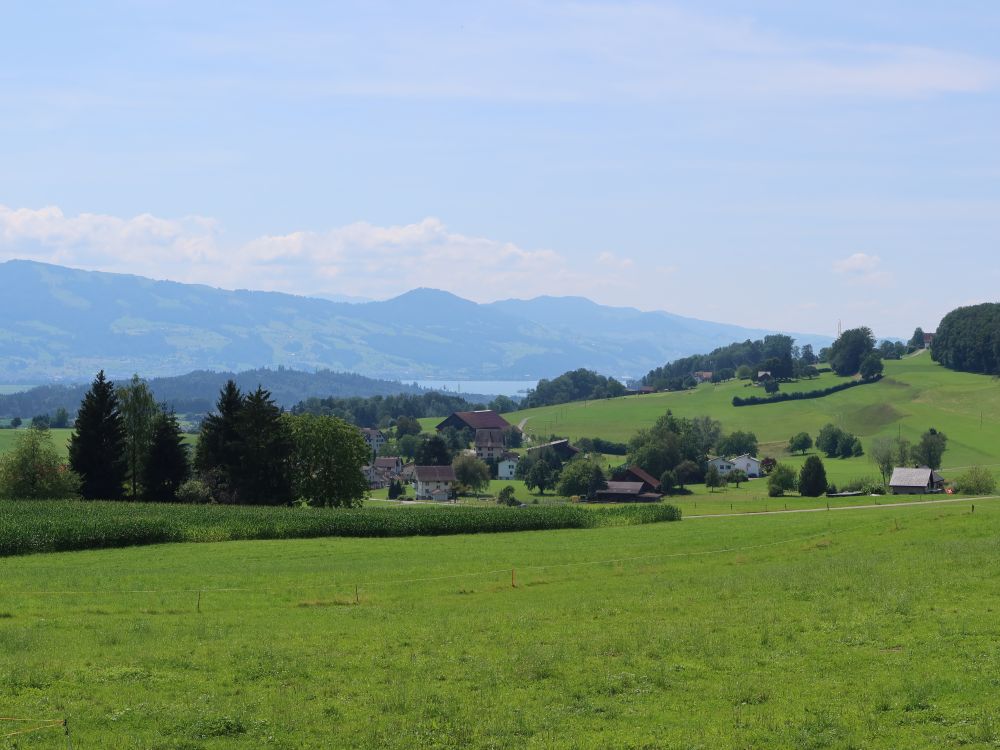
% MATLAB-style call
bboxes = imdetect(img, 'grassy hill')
[505,351,1000,486]
[1,501,996,747]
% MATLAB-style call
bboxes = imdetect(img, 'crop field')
[2,499,998,747]
[505,353,1000,485]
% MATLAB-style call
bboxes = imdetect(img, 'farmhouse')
[889,467,945,495]
[497,452,519,480]
[359,428,387,455]
[474,428,506,460]
[693,371,713,383]
[594,481,661,503]
[412,465,457,501]
[527,439,579,461]
[436,410,511,433]
[362,464,389,490]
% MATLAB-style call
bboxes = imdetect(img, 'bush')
[955,466,997,496]
[176,479,213,504]
[497,485,518,506]
[0,427,80,499]
[840,476,885,495]
[767,464,797,497]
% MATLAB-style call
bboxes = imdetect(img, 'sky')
[1,1,998,338]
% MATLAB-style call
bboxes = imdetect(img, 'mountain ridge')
[0,259,832,382]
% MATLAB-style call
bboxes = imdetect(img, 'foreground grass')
[2,501,999,747]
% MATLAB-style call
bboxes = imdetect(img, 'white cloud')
[0,205,638,304]
[833,252,891,286]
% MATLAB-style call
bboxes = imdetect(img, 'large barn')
[889,467,945,495]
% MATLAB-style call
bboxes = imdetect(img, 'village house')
[497,452,519,480]
[374,456,404,477]
[707,456,736,475]
[474,428,506,461]
[889,467,945,495]
[708,454,761,478]
[359,427,387,455]
[362,464,390,490]
[692,371,713,383]
[729,454,762,478]
[413,465,458,501]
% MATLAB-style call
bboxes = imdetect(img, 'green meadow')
[3,500,999,748]
[506,352,1000,487]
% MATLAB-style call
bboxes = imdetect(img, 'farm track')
[687,493,998,519]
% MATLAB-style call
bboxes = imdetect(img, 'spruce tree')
[236,386,294,505]
[798,455,828,497]
[69,370,127,499]
[142,409,190,502]
[195,380,245,500]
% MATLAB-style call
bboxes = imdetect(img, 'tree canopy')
[69,371,127,500]
[522,369,625,408]
[828,327,876,376]
[932,304,1000,375]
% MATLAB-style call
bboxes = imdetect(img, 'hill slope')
[0,260,829,382]
[507,351,1000,482]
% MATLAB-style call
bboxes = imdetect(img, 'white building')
[497,453,519,480]
[730,454,762,478]
[360,428,387,455]
[412,465,457,501]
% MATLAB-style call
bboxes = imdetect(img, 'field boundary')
[687,494,996,519]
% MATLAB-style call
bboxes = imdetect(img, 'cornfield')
[0,500,681,556]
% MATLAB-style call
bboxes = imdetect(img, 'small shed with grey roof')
[889,467,945,495]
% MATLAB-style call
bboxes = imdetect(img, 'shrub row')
[0,500,681,557]
[732,377,878,407]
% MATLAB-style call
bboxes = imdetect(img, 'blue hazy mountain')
[0,260,831,382]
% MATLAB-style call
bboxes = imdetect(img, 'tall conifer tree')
[143,409,190,502]
[236,386,293,505]
[69,370,127,499]
[195,380,244,499]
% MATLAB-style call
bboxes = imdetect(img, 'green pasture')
[2,500,998,747]
[506,352,1000,472]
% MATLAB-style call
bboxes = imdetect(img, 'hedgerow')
[0,500,681,557]
[731,377,878,407]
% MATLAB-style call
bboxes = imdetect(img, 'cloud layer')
[0,204,636,304]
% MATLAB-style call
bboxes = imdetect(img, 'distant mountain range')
[0,260,832,382]
[0,367,495,419]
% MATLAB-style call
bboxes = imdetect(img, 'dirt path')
[686,494,998,520]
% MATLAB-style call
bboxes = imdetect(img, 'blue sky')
[1,1,998,337]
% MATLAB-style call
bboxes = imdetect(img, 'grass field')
[2,499,999,747]
[504,352,1000,486]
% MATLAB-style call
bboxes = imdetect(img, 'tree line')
[520,369,626,408]
[0,371,370,506]
[931,303,1000,375]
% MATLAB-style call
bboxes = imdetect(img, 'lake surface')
[413,380,537,397]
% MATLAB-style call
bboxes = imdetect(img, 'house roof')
[414,465,457,482]
[733,454,760,463]
[500,451,520,462]
[360,427,385,437]
[374,457,401,469]
[619,466,661,491]
[475,428,505,448]
[889,467,943,487]
[600,481,644,495]
[436,410,511,431]
[527,439,580,456]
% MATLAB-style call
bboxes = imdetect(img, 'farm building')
[412,465,457,501]
[693,371,713,383]
[707,456,735,475]
[612,466,661,493]
[497,452,519,480]
[889,467,945,495]
[436,410,511,433]
[527,439,579,461]
[593,481,661,503]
